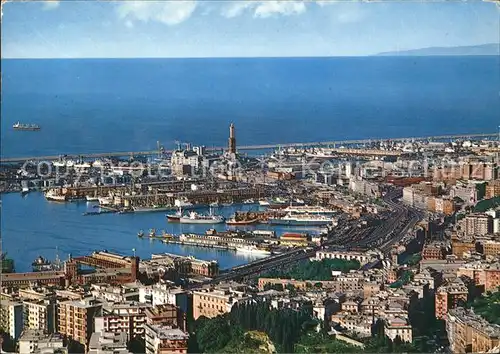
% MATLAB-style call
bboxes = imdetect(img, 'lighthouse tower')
[228,123,236,154]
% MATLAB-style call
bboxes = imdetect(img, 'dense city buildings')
[3,125,500,354]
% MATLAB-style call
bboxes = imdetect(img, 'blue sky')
[2,0,499,58]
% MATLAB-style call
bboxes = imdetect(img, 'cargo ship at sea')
[13,122,41,131]
[268,213,336,226]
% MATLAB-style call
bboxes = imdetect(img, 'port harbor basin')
[2,191,330,273]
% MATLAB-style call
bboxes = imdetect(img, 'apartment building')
[0,299,23,341]
[57,297,102,348]
[457,262,500,292]
[435,279,468,320]
[486,180,500,199]
[483,240,500,257]
[463,214,493,237]
[94,301,149,341]
[145,304,186,331]
[447,308,500,353]
[144,324,189,354]
[23,299,56,333]
[384,316,413,343]
[422,241,446,260]
[192,285,249,320]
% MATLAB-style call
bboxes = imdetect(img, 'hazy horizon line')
[2,54,498,60]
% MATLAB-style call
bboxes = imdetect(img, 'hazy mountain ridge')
[377,43,499,56]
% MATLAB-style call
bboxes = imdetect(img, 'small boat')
[149,229,156,237]
[86,195,99,202]
[21,186,29,195]
[138,230,144,238]
[259,199,270,206]
[243,199,255,204]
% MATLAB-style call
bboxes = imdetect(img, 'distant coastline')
[377,43,499,56]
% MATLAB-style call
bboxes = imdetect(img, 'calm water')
[2,56,499,158]
[1,192,324,272]
[1,56,499,270]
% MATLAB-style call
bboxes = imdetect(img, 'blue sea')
[1,56,499,271]
[2,56,499,158]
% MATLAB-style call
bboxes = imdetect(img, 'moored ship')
[179,211,225,224]
[32,255,62,272]
[283,205,337,215]
[13,122,41,131]
[236,245,271,256]
[226,215,260,226]
[134,205,172,213]
[268,212,336,226]
[166,208,183,222]
[44,189,66,202]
